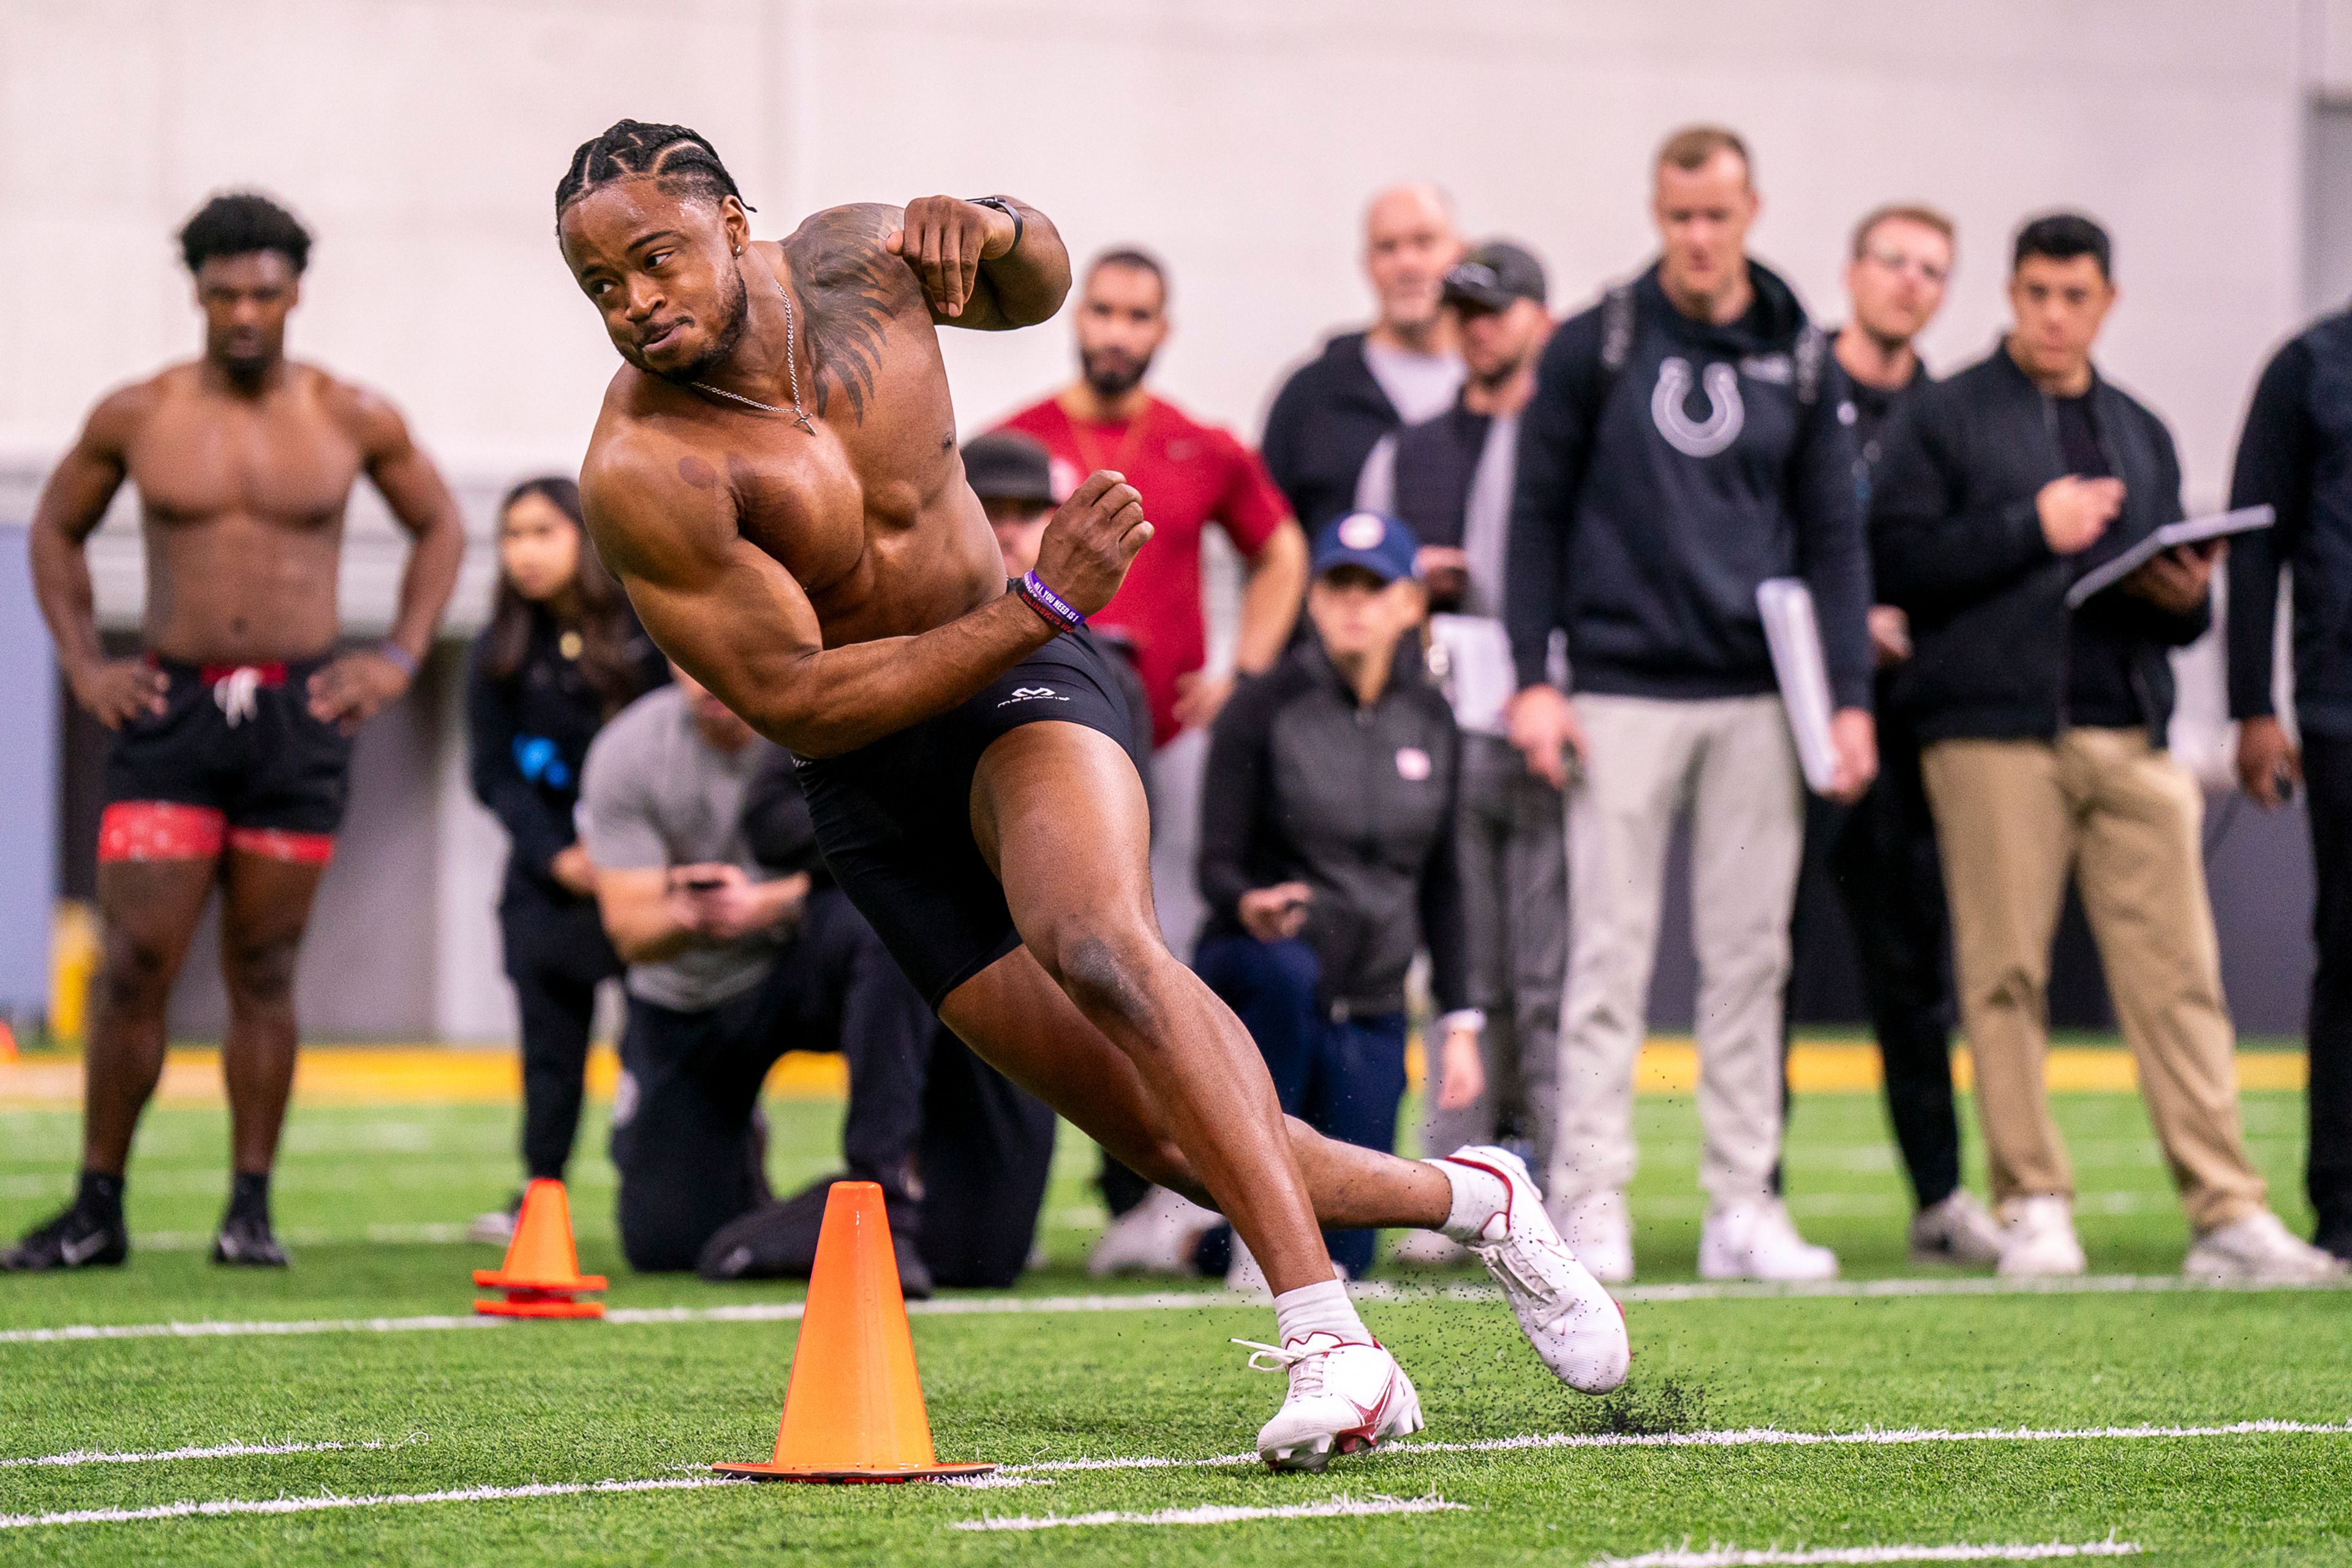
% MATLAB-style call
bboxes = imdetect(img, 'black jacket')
[1262,330,1409,533]
[2228,306,2352,734]
[1198,638,1466,1017]
[1871,346,2209,747]
[467,607,666,904]
[1505,262,1874,707]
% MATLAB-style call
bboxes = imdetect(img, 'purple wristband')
[377,641,419,678]
[1016,571,1087,634]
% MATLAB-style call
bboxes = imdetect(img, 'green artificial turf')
[0,1079,2346,1564]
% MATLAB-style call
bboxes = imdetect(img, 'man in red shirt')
[998,249,1307,956]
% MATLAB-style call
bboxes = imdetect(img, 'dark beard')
[648,265,750,385]
[1080,346,1152,401]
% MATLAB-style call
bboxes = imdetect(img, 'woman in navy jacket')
[466,477,666,1241]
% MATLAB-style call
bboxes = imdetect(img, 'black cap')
[1442,240,1547,312]
[962,431,1056,506]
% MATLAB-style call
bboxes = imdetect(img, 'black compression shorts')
[797,630,1147,1010]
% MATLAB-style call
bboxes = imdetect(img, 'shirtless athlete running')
[7,192,464,1272]
[557,120,1627,1468]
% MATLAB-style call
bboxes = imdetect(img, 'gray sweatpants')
[1420,733,1567,1168]
[1548,693,1804,1208]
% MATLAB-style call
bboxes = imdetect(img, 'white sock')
[1431,1157,1512,1245]
[1272,1278,1367,1348]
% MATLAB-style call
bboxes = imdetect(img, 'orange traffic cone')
[473,1178,605,1319]
[714,1180,992,1482]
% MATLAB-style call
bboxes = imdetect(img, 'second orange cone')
[714,1180,992,1482]
[473,1178,605,1319]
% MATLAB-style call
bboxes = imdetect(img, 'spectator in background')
[1194,511,1484,1284]
[1263,186,1467,533]
[1506,125,1876,1284]
[1355,241,1564,1265]
[2223,293,2352,1263]
[997,250,1306,957]
[1871,212,2342,1282]
[1782,206,2007,1267]
[465,477,667,1245]
[578,667,946,1288]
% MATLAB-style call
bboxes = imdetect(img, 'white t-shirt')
[1362,339,1464,424]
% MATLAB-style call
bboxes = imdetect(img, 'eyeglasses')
[1864,244,1950,285]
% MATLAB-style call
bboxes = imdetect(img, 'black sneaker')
[2318,1218,2352,1265]
[210,1212,289,1267]
[0,1203,129,1272]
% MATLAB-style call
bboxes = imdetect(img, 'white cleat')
[1438,1146,1630,1395]
[1238,1332,1424,1472]
[1699,1197,1839,1282]
[1550,1188,1635,1285]
[2183,1209,2350,1283]
[1087,1185,1218,1278]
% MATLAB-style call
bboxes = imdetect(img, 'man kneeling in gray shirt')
[578,665,938,1280]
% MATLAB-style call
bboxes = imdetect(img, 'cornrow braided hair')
[554,119,752,227]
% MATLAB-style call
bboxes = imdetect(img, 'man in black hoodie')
[1504,126,1877,1285]
[2228,297,2352,1263]
[1871,213,2340,1284]
[1262,184,1466,532]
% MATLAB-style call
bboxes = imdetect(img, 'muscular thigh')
[95,858,218,971]
[944,720,1185,1180]
[218,851,328,962]
[936,944,1185,1183]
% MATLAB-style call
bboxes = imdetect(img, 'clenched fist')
[888,197,1019,320]
[1033,470,1152,617]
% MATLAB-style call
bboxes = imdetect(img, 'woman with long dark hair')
[466,477,666,1242]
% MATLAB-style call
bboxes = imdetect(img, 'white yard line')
[0,1476,737,1531]
[1592,1543,2141,1566]
[949,1493,1465,1531]
[6,1272,2345,1349]
[991,1420,2352,1475]
[0,1438,394,1469]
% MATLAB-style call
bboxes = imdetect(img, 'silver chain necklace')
[692,259,816,434]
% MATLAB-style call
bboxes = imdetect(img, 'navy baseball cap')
[1311,511,1420,585]
[1443,240,1548,312]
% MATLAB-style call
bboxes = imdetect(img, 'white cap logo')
[1395,746,1432,782]
[1338,512,1386,551]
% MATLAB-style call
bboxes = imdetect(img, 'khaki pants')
[1920,730,2266,1231]
[1550,693,1803,1208]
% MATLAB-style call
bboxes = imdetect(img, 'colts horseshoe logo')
[1651,356,1744,458]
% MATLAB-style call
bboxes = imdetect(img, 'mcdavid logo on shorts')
[997,685,1069,708]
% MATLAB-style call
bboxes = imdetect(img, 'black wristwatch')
[965,195,1023,255]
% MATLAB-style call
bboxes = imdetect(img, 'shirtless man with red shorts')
[556,121,1627,1466]
[8,192,464,1270]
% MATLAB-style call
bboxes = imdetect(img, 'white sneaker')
[1238,1332,1424,1472]
[1909,1191,2006,1267]
[1698,1198,1839,1282]
[1437,1146,1630,1395]
[1548,1189,1635,1285]
[1086,1186,1216,1278]
[2183,1210,2351,1283]
[1997,1195,2087,1277]
[1389,1229,1468,1268]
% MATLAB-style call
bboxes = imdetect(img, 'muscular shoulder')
[579,411,732,577]
[78,366,190,448]
[307,366,417,455]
